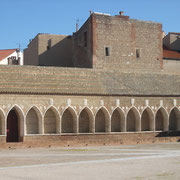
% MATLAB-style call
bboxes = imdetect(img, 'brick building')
[0,12,179,147]
[163,32,180,72]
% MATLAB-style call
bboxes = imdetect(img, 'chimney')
[119,11,124,16]
[76,19,79,32]
[76,23,78,32]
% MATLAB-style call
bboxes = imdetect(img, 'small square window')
[47,39,51,50]
[105,47,110,56]
[136,49,140,58]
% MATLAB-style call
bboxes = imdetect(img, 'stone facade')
[2,12,180,147]
[73,13,163,70]
[0,93,179,145]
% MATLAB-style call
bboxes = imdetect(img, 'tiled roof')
[163,49,180,60]
[0,65,179,96]
[0,49,16,61]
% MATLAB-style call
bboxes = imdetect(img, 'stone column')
[163,116,169,131]
[39,116,44,134]
[150,114,155,131]
[121,115,126,132]
[136,116,141,132]
[106,115,111,133]
[90,115,95,134]
[56,115,61,134]
[23,115,26,136]
[59,115,62,134]
[3,115,7,136]
[75,115,79,134]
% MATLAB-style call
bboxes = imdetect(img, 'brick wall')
[94,14,162,70]
[72,17,93,68]
[72,13,163,71]
[0,133,179,148]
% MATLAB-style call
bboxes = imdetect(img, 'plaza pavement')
[0,142,179,179]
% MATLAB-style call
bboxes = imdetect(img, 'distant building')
[24,34,72,67]
[24,12,163,72]
[0,49,23,65]
[163,32,180,73]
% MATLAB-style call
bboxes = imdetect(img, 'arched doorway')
[62,107,77,133]
[126,107,140,132]
[44,108,57,134]
[26,108,39,134]
[95,109,105,132]
[155,107,168,131]
[79,108,93,133]
[141,107,154,131]
[169,107,180,131]
[111,108,125,132]
[7,109,19,142]
[95,107,110,133]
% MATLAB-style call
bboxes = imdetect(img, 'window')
[47,39,51,50]
[105,47,110,56]
[84,32,87,47]
[136,49,140,58]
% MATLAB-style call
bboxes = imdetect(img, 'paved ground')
[0,142,179,180]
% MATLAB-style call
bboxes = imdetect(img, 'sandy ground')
[0,142,179,179]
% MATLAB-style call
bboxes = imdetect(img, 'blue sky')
[1,0,180,50]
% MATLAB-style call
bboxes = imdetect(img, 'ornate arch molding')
[141,106,155,131]
[111,106,126,132]
[25,105,43,134]
[7,104,25,138]
[169,106,180,131]
[61,106,78,133]
[155,106,169,131]
[44,105,61,134]
[126,106,141,132]
[95,106,111,133]
[79,106,95,133]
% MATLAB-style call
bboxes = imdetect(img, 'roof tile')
[0,49,16,61]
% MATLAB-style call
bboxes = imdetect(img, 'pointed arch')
[95,106,110,133]
[79,107,94,133]
[169,107,180,131]
[44,106,60,134]
[141,107,155,131]
[111,107,125,132]
[26,106,43,134]
[61,106,78,133]
[155,107,169,131]
[0,108,5,135]
[126,106,141,132]
[6,105,25,142]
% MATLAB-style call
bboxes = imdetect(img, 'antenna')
[18,43,21,51]
[76,18,79,32]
